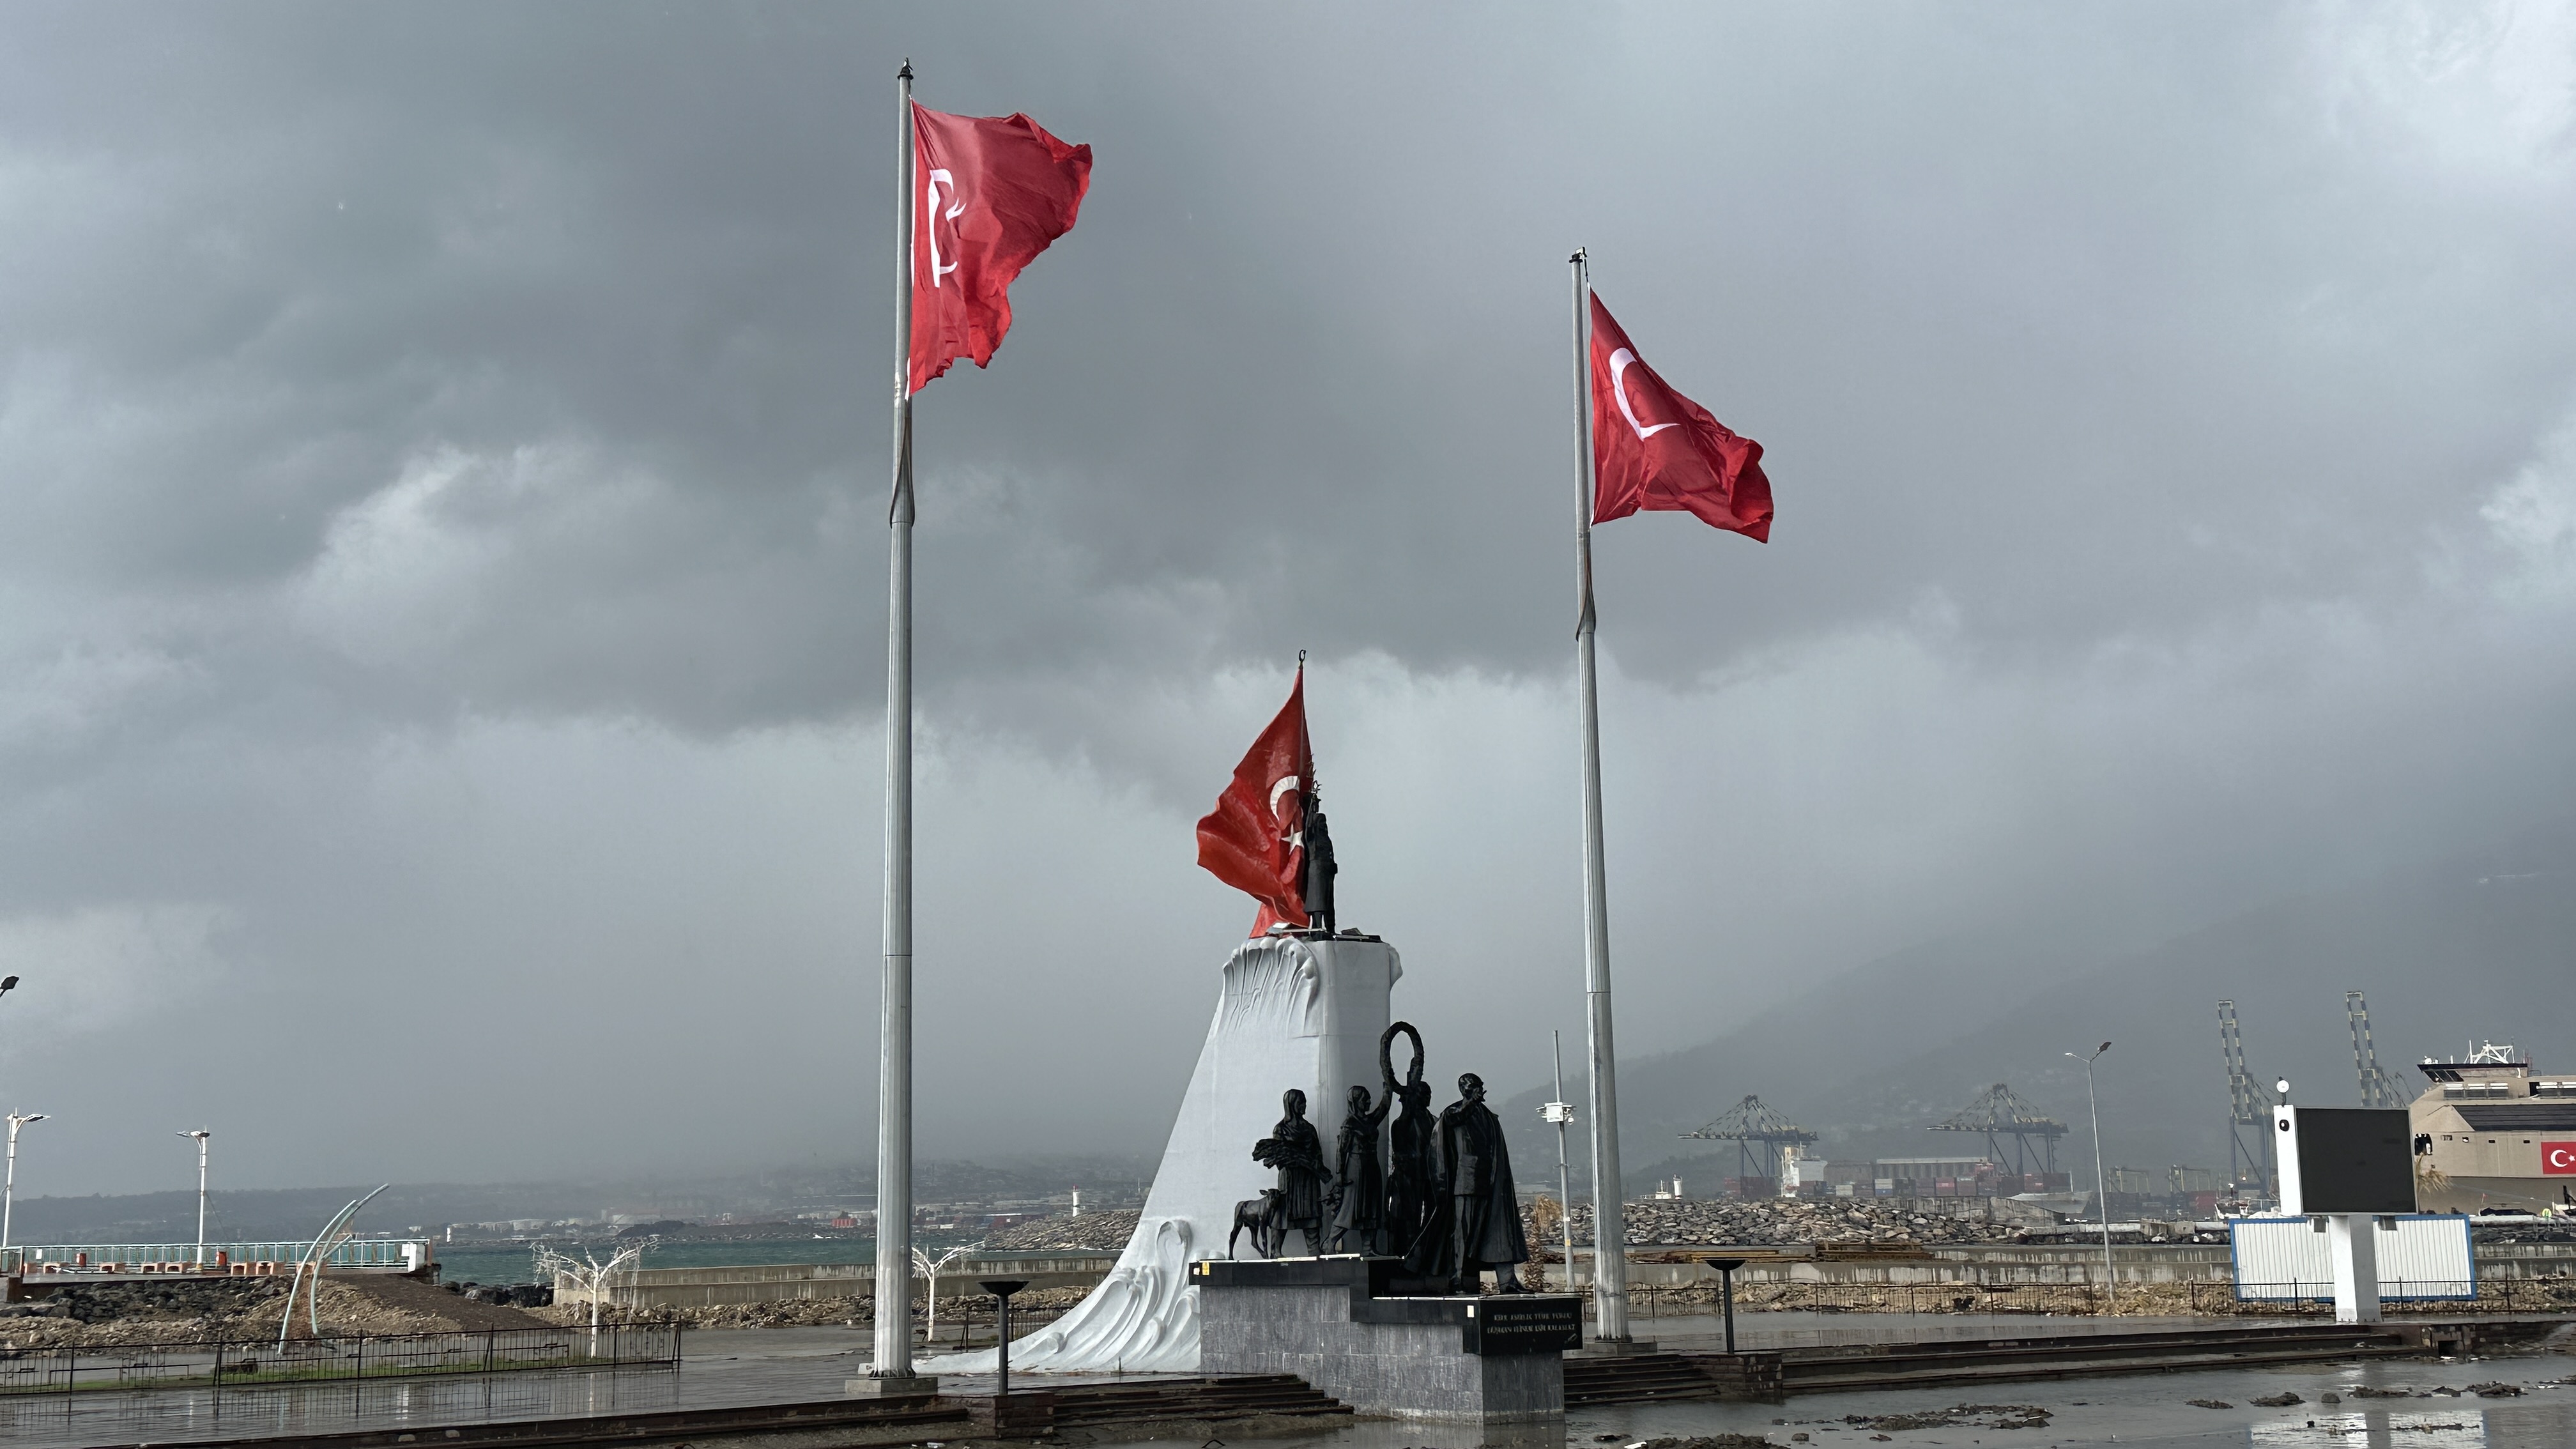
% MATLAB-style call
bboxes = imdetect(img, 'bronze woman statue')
[1252,1087,1329,1255]
[1328,1083,1392,1254]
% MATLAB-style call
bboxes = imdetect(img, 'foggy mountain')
[1511,818,2576,1194]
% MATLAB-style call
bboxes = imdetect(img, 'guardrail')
[556,1252,1118,1309]
[2234,1277,2477,1304]
[3,1241,431,1275]
[0,1323,679,1395]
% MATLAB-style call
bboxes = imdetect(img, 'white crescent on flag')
[1609,348,1676,441]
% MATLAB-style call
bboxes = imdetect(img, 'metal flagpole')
[871,58,921,1385]
[1569,248,1633,1345]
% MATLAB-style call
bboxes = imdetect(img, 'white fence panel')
[2229,1215,2473,1301]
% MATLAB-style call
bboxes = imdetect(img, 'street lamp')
[2066,1043,2113,1303]
[1538,1031,1578,1290]
[179,1130,212,1266]
[3,1112,49,1253]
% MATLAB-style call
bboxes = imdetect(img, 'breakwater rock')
[1542,1197,2024,1247]
[985,1209,1141,1252]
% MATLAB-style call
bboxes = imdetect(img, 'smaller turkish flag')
[2544,1141,2576,1176]
[910,102,1092,394]
[1195,668,1312,937]
[1590,293,1772,540]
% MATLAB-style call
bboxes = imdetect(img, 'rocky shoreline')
[984,1209,1140,1253]
[1548,1196,2027,1246]
[0,1275,551,1348]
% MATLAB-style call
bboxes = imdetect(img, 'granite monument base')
[1195,1256,1579,1423]
[843,1372,939,1399]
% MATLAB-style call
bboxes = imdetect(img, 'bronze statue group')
[1238,1021,1532,1293]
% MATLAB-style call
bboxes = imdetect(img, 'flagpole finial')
[1298,648,1307,666]
[899,58,914,79]
[1570,247,1586,264]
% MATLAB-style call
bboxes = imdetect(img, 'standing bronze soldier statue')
[1437,1073,1531,1292]
[1251,1088,1330,1256]
[1301,797,1338,936]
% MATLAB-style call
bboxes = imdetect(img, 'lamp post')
[980,1279,1028,1401]
[2066,1043,2113,1302]
[4,1112,48,1254]
[2273,1077,2291,1209]
[179,1130,211,1266]
[1538,1031,1577,1289]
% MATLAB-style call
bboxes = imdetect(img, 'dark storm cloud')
[2,3,2573,1190]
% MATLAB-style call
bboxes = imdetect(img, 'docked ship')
[2410,1043,2576,1214]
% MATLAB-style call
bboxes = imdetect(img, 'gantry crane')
[2217,999,2274,1193]
[2346,990,2409,1109]
[1926,1083,2067,1190]
[1680,1095,1818,1193]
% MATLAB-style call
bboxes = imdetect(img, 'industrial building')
[2410,1044,2576,1213]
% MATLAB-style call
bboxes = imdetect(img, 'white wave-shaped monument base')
[932,932,1400,1375]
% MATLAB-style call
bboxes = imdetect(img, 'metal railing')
[3,1240,428,1275]
[1525,1277,2568,1317]
[0,1323,680,1396]
[2232,1277,2477,1303]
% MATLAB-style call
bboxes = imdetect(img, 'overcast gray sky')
[2,3,2572,1197]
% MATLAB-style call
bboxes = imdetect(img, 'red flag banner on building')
[1196,668,1312,937]
[909,103,1093,394]
[1589,293,1772,541]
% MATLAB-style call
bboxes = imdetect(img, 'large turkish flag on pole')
[1196,668,1312,937]
[909,103,1092,394]
[1589,293,1772,540]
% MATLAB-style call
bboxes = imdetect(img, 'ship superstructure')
[2409,1043,2576,1213]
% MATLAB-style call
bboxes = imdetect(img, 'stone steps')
[1046,1373,1351,1427]
[1564,1353,1733,1405]
[1568,1324,2441,1403]
[1775,1326,2417,1392]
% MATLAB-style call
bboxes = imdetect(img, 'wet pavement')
[3,1317,2567,1448]
[0,1324,1195,1448]
[0,1326,919,1448]
[1085,1347,2576,1449]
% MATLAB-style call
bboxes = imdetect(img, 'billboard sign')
[2274,1106,2414,1216]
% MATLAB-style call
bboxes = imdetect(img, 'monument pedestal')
[843,1373,939,1399]
[1195,1257,1580,1423]
[938,933,1400,1374]
[1568,1338,1660,1356]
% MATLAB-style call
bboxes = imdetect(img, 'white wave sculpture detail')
[933,932,1400,1374]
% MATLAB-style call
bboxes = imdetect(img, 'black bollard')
[979,1278,1029,1400]
[1709,1257,1745,1357]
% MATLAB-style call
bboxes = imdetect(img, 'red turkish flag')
[2545,1141,2576,1176]
[1590,293,1772,541]
[1195,668,1312,937]
[910,102,1092,394]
